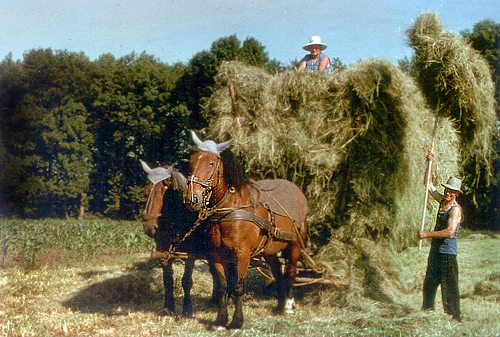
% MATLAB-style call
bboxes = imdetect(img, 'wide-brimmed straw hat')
[441,176,463,193]
[303,36,327,51]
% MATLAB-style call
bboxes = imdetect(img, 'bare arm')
[419,206,461,239]
[424,151,443,202]
[318,55,330,73]
[297,58,306,71]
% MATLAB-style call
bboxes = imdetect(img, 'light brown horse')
[187,132,308,329]
[141,160,217,317]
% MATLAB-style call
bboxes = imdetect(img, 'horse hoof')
[158,308,175,317]
[284,298,296,314]
[208,298,219,307]
[208,324,226,331]
[272,307,285,315]
[208,318,229,331]
[226,320,243,330]
[180,310,194,318]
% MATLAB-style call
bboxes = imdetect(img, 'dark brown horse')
[141,160,216,317]
[187,132,308,329]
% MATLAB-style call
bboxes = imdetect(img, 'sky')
[0,0,498,67]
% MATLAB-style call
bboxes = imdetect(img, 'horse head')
[140,159,174,238]
[187,131,232,213]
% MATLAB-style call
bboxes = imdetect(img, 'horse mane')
[170,169,188,192]
[221,149,248,191]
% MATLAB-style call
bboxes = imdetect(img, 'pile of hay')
[199,12,496,302]
[407,11,497,186]
[204,60,459,250]
[473,272,500,301]
[202,59,462,301]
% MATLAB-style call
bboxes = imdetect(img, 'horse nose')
[187,196,202,212]
[143,221,158,238]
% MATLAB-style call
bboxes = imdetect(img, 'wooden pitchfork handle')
[419,116,439,251]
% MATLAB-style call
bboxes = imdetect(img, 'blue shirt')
[304,52,331,74]
[431,205,461,254]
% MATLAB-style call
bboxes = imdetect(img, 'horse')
[186,131,308,329]
[140,159,217,317]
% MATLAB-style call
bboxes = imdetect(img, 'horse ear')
[140,159,152,174]
[166,166,174,175]
[217,139,233,153]
[191,130,203,147]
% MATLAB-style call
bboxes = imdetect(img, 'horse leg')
[160,260,176,316]
[226,254,250,330]
[210,261,229,328]
[180,256,195,317]
[265,254,287,313]
[208,260,220,306]
[283,243,302,314]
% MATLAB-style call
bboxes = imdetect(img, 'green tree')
[171,35,273,129]
[0,54,23,215]
[0,49,94,217]
[462,20,500,73]
[89,52,185,218]
[238,37,268,67]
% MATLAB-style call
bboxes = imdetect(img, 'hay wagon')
[151,245,349,288]
[250,250,349,288]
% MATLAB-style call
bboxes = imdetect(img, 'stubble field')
[1,222,499,337]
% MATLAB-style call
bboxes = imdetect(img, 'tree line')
[0,21,498,228]
[0,35,285,219]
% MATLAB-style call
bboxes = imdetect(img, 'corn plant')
[0,218,152,268]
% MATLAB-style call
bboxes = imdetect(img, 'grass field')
[1,229,499,336]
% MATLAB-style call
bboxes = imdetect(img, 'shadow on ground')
[61,259,218,315]
[61,258,339,316]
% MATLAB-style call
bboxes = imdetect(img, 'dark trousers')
[422,251,460,319]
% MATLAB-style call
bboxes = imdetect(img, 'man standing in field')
[419,151,463,322]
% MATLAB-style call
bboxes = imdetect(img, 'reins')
[157,168,233,265]
[156,188,234,266]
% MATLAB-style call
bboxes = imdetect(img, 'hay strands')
[250,255,350,288]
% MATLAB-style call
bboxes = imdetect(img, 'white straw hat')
[303,36,327,51]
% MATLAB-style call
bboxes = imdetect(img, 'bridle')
[142,176,203,263]
[188,154,232,220]
[142,180,167,229]
[188,155,220,202]
[142,166,222,265]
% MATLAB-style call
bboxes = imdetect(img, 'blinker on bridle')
[142,180,167,223]
[188,156,222,207]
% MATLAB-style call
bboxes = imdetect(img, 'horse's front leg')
[226,254,250,330]
[160,260,176,316]
[180,257,195,317]
[210,261,229,329]
[208,260,220,306]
